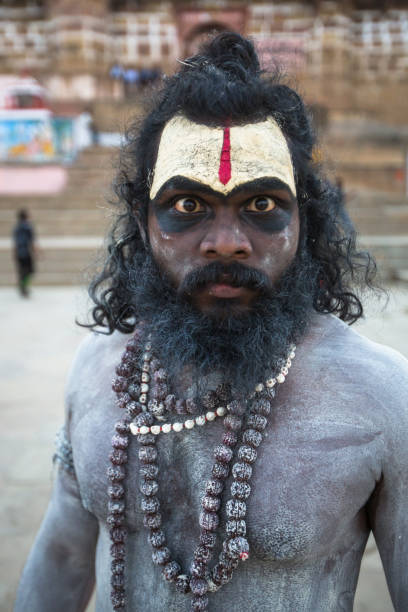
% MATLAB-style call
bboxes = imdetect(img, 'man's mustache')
[178,261,272,297]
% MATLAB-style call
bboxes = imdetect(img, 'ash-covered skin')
[15,315,408,611]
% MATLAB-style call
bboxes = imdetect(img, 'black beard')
[127,246,318,397]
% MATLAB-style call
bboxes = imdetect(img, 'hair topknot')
[83,32,377,334]
[182,32,261,81]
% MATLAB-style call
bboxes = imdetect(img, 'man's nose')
[200,213,252,260]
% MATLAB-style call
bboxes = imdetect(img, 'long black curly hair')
[86,32,376,334]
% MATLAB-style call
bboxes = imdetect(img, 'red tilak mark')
[218,126,231,185]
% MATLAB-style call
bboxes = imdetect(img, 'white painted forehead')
[149,114,296,200]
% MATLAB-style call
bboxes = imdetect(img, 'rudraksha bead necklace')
[107,329,295,611]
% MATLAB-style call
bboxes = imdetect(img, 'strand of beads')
[136,399,246,612]
[208,392,274,591]
[132,334,181,591]
[188,400,245,611]
[108,330,145,611]
[129,406,227,436]
[129,345,295,438]
[206,347,296,592]
[136,408,182,588]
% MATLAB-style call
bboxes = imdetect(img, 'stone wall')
[110,9,179,73]
[0,1,408,121]
[249,2,408,122]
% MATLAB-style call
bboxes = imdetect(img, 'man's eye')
[246,196,276,212]
[174,198,204,214]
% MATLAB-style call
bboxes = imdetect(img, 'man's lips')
[207,283,249,298]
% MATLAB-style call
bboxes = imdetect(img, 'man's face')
[147,115,299,316]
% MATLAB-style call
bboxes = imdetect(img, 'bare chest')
[71,394,383,567]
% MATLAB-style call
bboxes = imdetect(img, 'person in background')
[13,209,36,297]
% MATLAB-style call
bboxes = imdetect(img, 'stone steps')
[0,146,116,211]
[0,193,111,211]
[1,208,110,237]
[345,191,407,210]
[324,135,406,194]
[350,206,408,235]
[359,235,408,281]
[331,164,404,194]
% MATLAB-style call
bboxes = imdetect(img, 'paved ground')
[1,284,407,612]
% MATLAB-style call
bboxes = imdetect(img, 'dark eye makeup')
[152,196,208,233]
[241,194,292,233]
[152,193,292,234]
[243,207,291,233]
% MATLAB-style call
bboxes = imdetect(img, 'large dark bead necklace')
[107,329,295,611]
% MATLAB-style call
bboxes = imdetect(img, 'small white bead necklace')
[129,345,296,436]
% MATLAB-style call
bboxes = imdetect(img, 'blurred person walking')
[13,209,36,297]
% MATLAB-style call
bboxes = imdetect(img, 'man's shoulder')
[303,314,408,413]
[72,328,130,365]
[313,314,407,373]
[64,330,134,418]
